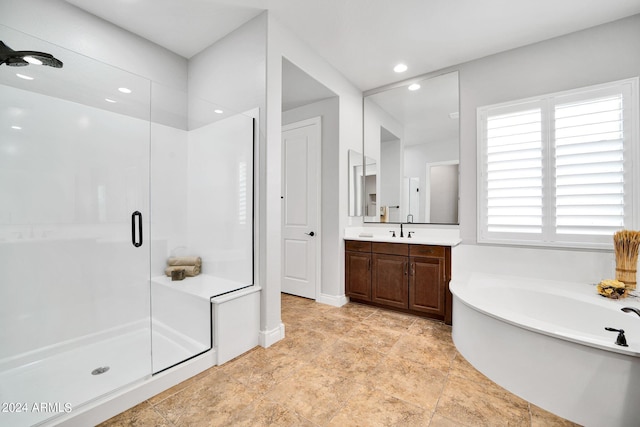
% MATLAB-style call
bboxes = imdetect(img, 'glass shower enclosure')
[0,27,152,426]
[0,24,257,426]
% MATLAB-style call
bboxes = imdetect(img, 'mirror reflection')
[363,71,459,224]
[348,150,377,217]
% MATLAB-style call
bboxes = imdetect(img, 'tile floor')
[100,294,580,426]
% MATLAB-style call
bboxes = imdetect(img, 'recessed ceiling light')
[11,125,22,130]
[214,109,224,114]
[408,83,421,91]
[105,98,117,103]
[393,63,408,73]
[118,87,132,94]
[16,73,34,80]
[23,56,42,65]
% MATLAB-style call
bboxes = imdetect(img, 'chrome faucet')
[621,307,640,317]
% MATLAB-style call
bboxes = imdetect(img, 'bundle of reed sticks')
[614,230,640,290]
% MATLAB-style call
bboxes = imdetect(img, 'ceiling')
[64,0,265,59]
[64,0,640,91]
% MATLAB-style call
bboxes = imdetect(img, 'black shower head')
[0,41,63,68]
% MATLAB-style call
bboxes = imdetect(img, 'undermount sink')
[344,227,461,247]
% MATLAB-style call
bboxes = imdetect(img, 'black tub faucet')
[400,223,404,238]
[605,327,629,347]
[622,307,640,317]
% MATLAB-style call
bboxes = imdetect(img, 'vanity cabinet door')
[372,253,409,309]
[409,256,445,315]
[345,251,372,301]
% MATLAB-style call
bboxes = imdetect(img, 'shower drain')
[91,366,110,375]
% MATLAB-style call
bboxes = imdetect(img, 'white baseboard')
[316,293,348,307]
[259,323,285,348]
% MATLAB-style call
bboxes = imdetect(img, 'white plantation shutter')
[478,78,638,248]
[554,95,625,236]
[485,107,543,235]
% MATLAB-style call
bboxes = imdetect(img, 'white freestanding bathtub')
[450,273,640,427]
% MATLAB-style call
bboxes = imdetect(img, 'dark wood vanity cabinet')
[408,244,448,317]
[345,242,372,301]
[372,253,408,309]
[371,242,409,309]
[345,240,452,324]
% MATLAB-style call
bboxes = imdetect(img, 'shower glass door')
[0,27,152,427]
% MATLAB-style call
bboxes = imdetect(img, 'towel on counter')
[167,256,202,267]
[165,265,201,277]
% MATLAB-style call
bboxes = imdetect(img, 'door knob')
[305,231,315,236]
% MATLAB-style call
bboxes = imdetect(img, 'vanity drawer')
[372,242,409,256]
[410,245,445,258]
[345,240,372,253]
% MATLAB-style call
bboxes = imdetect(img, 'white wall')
[0,1,194,369]
[187,113,254,283]
[438,14,640,283]
[187,13,267,131]
[0,0,187,90]
[404,138,458,177]
[188,12,267,336]
[0,0,264,351]
[283,96,339,299]
[452,244,615,286]
[265,14,363,343]
[0,0,192,285]
[150,123,189,275]
[456,14,640,244]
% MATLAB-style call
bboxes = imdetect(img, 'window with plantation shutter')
[485,106,543,235]
[555,95,625,236]
[478,78,638,249]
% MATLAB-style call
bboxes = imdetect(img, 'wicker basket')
[614,230,640,291]
[616,267,637,290]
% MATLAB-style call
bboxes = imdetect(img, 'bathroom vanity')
[345,235,455,324]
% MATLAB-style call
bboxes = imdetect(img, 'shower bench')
[151,275,260,368]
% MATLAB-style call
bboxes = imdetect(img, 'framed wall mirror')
[362,71,459,224]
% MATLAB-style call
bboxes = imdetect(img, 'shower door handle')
[131,211,143,247]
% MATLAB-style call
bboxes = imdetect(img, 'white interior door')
[281,117,321,299]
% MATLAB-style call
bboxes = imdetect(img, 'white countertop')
[344,226,461,247]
